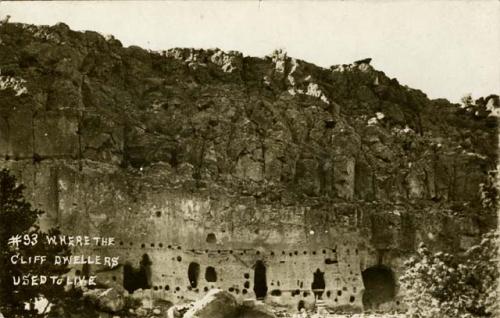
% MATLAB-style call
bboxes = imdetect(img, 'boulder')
[135,307,148,316]
[183,289,239,318]
[83,287,126,313]
[128,288,154,310]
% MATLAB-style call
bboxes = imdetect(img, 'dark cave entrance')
[123,263,135,293]
[362,265,396,309]
[311,268,326,299]
[188,262,200,288]
[298,300,305,311]
[205,266,217,282]
[82,263,91,279]
[206,233,217,244]
[253,260,268,299]
[140,254,153,288]
[123,254,152,294]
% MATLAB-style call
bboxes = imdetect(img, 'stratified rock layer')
[0,22,497,312]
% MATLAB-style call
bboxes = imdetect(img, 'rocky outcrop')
[83,287,127,313]
[0,22,497,265]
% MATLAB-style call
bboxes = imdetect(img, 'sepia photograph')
[0,1,498,317]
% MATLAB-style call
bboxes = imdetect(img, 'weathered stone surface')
[0,101,33,158]
[183,289,239,318]
[34,110,79,158]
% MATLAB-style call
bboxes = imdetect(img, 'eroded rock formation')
[0,22,497,312]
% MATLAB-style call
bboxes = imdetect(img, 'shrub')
[401,231,498,317]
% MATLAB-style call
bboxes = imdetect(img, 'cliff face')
[0,22,497,309]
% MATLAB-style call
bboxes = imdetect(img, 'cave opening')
[362,265,396,309]
[123,263,136,293]
[206,233,216,244]
[140,254,153,288]
[298,300,305,311]
[253,260,268,299]
[123,254,152,294]
[188,262,200,288]
[205,266,217,282]
[82,263,90,279]
[311,268,326,299]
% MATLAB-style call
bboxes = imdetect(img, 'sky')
[1,1,499,103]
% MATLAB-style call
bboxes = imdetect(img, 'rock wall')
[0,22,497,312]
